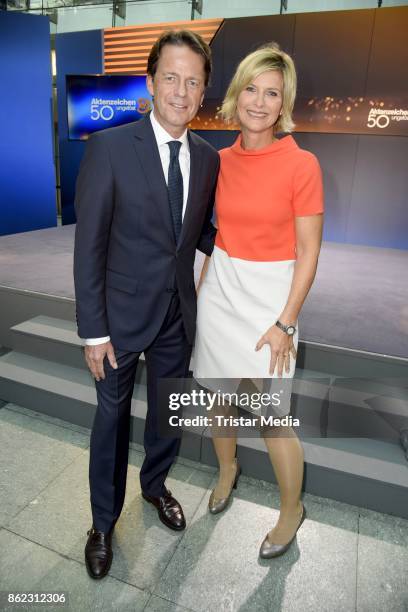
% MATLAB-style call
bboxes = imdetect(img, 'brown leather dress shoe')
[142,488,186,531]
[84,526,113,579]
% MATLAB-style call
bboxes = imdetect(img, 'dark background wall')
[0,12,56,236]
[56,29,102,225]
[56,6,408,249]
[199,7,408,250]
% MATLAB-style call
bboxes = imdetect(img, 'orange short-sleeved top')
[214,134,324,262]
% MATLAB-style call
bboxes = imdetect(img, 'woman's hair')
[220,42,297,133]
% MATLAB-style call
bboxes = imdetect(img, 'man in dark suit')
[73,30,219,580]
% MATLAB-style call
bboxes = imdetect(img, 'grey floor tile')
[4,403,92,437]
[129,440,146,454]
[128,442,216,475]
[144,594,194,612]
[0,528,149,612]
[0,406,88,527]
[357,511,408,612]
[104,453,214,590]
[7,450,93,551]
[153,479,358,612]
[301,490,361,514]
[7,448,213,591]
[172,455,217,475]
[0,403,90,446]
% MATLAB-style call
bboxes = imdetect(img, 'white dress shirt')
[85,110,191,346]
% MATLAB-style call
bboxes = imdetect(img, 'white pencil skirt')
[193,246,298,409]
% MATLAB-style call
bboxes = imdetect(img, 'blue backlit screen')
[66,74,153,140]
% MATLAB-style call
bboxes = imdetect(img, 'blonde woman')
[194,43,324,558]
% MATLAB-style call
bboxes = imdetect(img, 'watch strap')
[275,320,296,335]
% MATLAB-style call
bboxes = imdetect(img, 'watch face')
[287,326,296,336]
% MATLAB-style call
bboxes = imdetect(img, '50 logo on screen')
[90,97,152,121]
[367,107,408,129]
[91,103,115,121]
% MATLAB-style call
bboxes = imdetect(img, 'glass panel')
[5,0,408,32]
[200,0,280,19]
[54,4,113,32]
[124,0,190,26]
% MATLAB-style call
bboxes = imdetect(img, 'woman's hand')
[255,324,297,377]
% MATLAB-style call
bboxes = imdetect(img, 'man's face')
[147,44,206,138]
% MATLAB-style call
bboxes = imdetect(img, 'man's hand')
[84,341,118,381]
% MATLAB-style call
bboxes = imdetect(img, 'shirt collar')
[149,110,189,151]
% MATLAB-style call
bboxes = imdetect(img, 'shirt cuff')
[85,336,110,346]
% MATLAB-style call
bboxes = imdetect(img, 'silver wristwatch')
[275,320,296,336]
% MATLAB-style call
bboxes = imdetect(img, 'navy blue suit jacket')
[73,115,219,351]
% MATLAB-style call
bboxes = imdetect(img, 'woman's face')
[236,70,283,135]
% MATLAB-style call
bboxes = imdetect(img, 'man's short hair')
[147,29,212,87]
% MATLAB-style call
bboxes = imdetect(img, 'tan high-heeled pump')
[259,504,306,558]
[208,459,241,515]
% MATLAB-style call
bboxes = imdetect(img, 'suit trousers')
[89,292,192,532]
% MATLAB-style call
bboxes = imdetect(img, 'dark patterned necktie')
[167,140,183,243]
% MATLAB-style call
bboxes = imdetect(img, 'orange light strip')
[103,18,223,74]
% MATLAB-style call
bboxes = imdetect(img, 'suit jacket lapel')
[131,116,174,246]
[177,131,203,250]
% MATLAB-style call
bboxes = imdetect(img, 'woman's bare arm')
[255,213,323,376]
[278,213,324,325]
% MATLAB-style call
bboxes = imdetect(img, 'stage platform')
[0,225,406,358]
[0,225,407,519]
